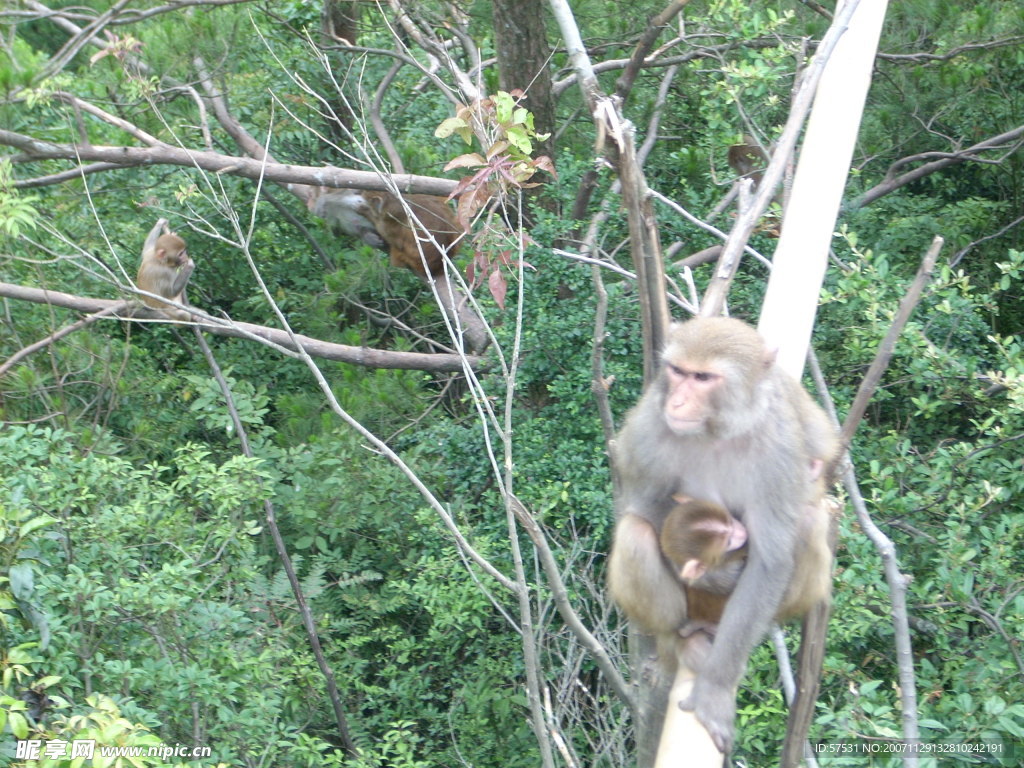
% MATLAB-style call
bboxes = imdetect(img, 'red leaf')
[489,267,508,310]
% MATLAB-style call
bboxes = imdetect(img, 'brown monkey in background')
[727,134,786,227]
[136,227,194,320]
[607,316,839,754]
[727,135,768,189]
[308,187,386,250]
[308,188,461,277]
[307,186,488,353]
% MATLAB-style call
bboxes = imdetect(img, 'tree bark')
[0,282,482,373]
[319,0,361,142]
[492,0,556,159]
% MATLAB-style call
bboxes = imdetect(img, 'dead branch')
[370,59,407,174]
[509,497,633,709]
[550,39,784,98]
[672,246,722,270]
[839,235,943,450]
[14,1,255,29]
[0,281,482,373]
[950,212,1024,267]
[614,1,692,102]
[840,464,921,753]
[850,124,1024,209]
[878,35,1024,64]
[2,128,456,196]
[192,325,360,759]
[0,302,126,377]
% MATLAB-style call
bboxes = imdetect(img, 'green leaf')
[8,711,28,739]
[19,514,56,538]
[434,117,469,139]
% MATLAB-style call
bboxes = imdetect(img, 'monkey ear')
[671,493,693,505]
[763,345,779,370]
[369,193,386,216]
[681,559,706,581]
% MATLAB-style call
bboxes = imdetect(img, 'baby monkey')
[661,495,831,637]
[136,225,194,320]
[659,496,745,637]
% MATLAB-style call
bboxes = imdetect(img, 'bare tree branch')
[878,35,1024,63]
[1,128,456,195]
[950,212,1024,267]
[839,236,943,451]
[509,497,634,709]
[0,303,126,378]
[192,325,360,759]
[614,0,692,102]
[850,125,1024,209]
[11,0,256,28]
[0,282,482,373]
[550,39,786,98]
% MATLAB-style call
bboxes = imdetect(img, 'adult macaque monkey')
[308,187,460,278]
[136,220,194,320]
[607,316,839,755]
[307,187,488,353]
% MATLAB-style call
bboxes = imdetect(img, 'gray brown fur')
[607,316,839,754]
[136,232,194,320]
[661,497,831,627]
[309,188,460,277]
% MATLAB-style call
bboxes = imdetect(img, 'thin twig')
[0,302,125,378]
[839,236,943,449]
[192,325,360,759]
[510,496,633,709]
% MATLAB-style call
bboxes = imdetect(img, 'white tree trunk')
[654,667,724,768]
[759,0,889,378]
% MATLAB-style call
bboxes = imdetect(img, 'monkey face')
[660,318,773,438]
[660,361,723,435]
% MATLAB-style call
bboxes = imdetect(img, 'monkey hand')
[679,676,736,755]
[678,620,718,639]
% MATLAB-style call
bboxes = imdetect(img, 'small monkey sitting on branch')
[0,220,195,377]
[136,219,195,321]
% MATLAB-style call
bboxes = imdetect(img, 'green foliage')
[29,695,169,768]
[0,426,345,765]
[799,228,1024,762]
[0,160,39,237]
[0,37,45,93]
[2,1,1024,765]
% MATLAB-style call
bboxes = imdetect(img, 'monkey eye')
[665,363,717,383]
